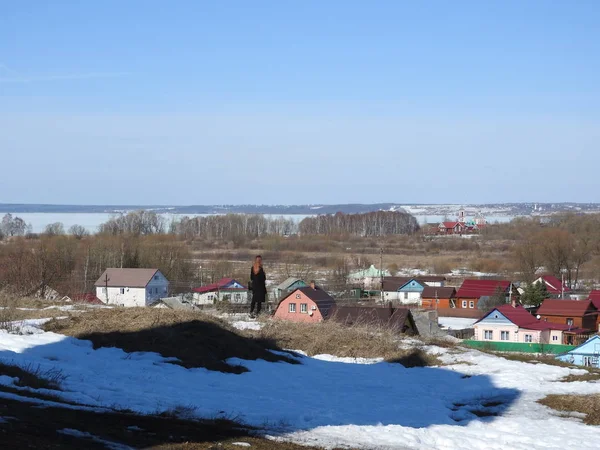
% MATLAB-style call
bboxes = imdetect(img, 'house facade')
[192,278,248,305]
[557,335,600,368]
[421,286,457,309]
[456,279,516,310]
[94,268,169,307]
[536,299,598,331]
[438,221,465,235]
[274,286,336,323]
[348,265,391,289]
[473,303,583,345]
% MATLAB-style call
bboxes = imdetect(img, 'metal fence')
[461,340,576,354]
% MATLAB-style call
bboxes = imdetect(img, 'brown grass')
[559,371,600,383]
[43,308,297,373]
[0,362,66,390]
[538,394,600,425]
[249,320,442,367]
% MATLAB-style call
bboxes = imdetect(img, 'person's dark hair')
[255,255,262,260]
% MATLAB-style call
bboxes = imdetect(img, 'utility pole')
[103,273,110,304]
[380,247,384,305]
[509,282,513,306]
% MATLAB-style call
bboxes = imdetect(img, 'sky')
[0,1,599,205]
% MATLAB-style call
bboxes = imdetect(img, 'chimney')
[310,280,316,290]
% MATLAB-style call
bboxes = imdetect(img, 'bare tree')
[44,222,65,236]
[69,224,89,240]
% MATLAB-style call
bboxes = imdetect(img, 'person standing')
[249,255,266,318]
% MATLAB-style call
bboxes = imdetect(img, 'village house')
[455,279,517,310]
[192,278,248,305]
[273,283,336,323]
[272,277,308,300]
[421,286,457,309]
[329,304,417,335]
[94,268,169,307]
[587,291,600,329]
[473,302,588,345]
[382,278,424,305]
[557,335,600,368]
[348,265,391,289]
[437,221,465,235]
[536,299,598,332]
[532,275,571,298]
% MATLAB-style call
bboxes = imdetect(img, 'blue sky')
[1,1,598,205]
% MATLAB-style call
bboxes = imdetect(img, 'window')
[462,300,467,308]
[404,292,409,300]
[154,275,159,280]
[300,303,308,313]
[484,330,493,340]
[235,293,241,301]
[155,287,159,294]
[295,293,301,299]
[469,301,475,309]
[120,288,125,294]
[500,331,509,341]
[524,334,533,343]
[552,335,558,341]
[566,318,574,326]
[102,287,107,294]
[289,303,296,313]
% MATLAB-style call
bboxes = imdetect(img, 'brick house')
[273,284,336,323]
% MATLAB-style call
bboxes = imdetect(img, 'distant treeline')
[299,211,420,236]
[96,210,419,238]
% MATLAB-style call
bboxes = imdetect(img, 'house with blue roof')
[382,277,427,305]
[556,335,600,368]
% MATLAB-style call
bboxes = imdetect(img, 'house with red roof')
[473,303,589,345]
[533,275,571,298]
[536,299,598,334]
[437,221,465,235]
[192,278,248,305]
[455,279,517,310]
[588,290,600,309]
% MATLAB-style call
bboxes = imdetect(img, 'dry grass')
[559,371,600,383]
[249,320,442,367]
[538,394,600,425]
[0,362,66,390]
[43,308,298,373]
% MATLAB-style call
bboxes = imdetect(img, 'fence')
[462,340,576,354]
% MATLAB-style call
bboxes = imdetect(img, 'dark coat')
[250,267,267,303]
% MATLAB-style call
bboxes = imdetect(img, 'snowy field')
[1,320,599,449]
[437,317,478,330]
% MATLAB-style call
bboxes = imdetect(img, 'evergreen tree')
[521,281,548,307]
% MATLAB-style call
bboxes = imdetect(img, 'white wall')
[192,290,248,305]
[383,291,421,305]
[95,271,169,307]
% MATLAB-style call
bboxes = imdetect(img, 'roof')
[477,304,589,332]
[560,335,600,355]
[276,277,306,291]
[456,279,511,299]
[588,290,600,309]
[193,278,246,294]
[349,265,391,278]
[279,287,336,317]
[382,277,441,292]
[536,275,571,295]
[536,299,597,318]
[94,268,162,288]
[440,221,462,228]
[329,305,414,333]
[151,297,197,311]
[421,286,457,299]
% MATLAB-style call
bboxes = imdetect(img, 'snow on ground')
[438,317,477,330]
[231,320,264,331]
[1,323,599,449]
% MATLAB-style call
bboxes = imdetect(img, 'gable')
[565,336,600,355]
[398,280,426,292]
[477,310,516,326]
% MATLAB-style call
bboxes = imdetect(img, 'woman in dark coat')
[249,255,266,317]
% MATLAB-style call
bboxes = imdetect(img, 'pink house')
[273,285,336,323]
[473,303,587,345]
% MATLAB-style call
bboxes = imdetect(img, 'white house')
[382,278,427,305]
[192,278,248,305]
[94,268,169,307]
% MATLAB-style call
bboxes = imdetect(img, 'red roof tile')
[193,278,245,294]
[478,304,588,332]
[456,279,511,299]
[537,275,571,295]
[588,290,600,309]
[536,299,597,317]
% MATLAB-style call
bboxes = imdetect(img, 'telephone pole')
[104,273,110,304]
[380,247,384,304]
